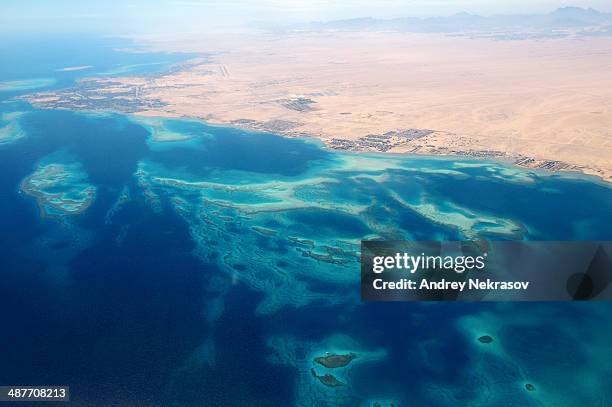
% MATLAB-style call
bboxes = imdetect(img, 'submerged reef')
[135,159,366,313]
[21,153,96,217]
[104,185,131,225]
[0,78,55,93]
[135,147,530,313]
[411,305,612,406]
[129,116,212,146]
[0,111,27,145]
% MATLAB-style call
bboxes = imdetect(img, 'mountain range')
[281,7,612,38]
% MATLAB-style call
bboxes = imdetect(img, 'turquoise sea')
[1,35,611,406]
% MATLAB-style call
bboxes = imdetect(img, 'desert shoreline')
[25,31,612,182]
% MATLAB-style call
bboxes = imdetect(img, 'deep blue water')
[0,110,299,406]
[1,36,611,407]
[149,126,330,177]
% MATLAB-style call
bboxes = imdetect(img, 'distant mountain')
[281,7,612,38]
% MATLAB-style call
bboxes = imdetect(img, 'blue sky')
[2,1,612,33]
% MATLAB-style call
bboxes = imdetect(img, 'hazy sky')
[2,0,612,33]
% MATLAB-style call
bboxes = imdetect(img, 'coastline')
[17,99,612,186]
[192,113,612,184]
[19,30,612,184]
[20,52,612,183]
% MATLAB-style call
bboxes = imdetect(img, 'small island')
[310,369,345,387]
[477,335,494,344]
[314,352,357,369]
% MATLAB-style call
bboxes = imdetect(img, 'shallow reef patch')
[21,151,96,218]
